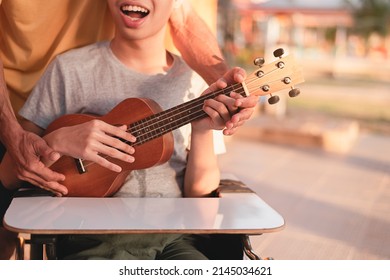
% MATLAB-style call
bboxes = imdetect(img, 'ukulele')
[44,49,304,197]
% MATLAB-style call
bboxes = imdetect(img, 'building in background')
[218,0,389,67]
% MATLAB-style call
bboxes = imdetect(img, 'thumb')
[34,138,60,161]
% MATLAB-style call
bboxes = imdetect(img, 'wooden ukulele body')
[45,98,174,197]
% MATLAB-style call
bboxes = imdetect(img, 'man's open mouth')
[120,5,150,19]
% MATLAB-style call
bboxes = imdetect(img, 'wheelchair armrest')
[214,176,267,260]
[215,178,255,197]
[13,188,54,198]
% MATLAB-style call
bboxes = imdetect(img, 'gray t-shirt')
[19,41,208,198]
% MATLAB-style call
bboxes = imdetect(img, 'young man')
[0,0,257,259]
[0,0,226,194]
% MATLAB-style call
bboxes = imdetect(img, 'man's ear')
[173,0,184,9]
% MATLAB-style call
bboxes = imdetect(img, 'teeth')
[121,5,149,14]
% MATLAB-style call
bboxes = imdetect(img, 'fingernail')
[51,152,61,161]
[128,157,135,163]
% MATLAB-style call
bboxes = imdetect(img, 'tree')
[347,0,390,38]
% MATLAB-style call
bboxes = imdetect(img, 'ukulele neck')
[129,83,247,146]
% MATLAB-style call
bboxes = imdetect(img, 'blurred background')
[213,0,390,259]
[217,0,389,131]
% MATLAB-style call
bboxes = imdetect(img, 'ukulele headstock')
[244,48,305,104]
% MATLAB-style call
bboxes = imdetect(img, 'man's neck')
[110,35,173,75]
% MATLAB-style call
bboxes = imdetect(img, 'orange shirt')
[0,0,115,114]
[166,0,218,54]
[0,0,217,114]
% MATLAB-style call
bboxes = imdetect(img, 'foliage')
[347,0,390,38]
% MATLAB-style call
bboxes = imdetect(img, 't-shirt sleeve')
[18,58,67,129]
[213,130,226,155]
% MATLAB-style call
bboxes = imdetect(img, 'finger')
[18,172,67,196]
[215,78,228,89]
[95,128,136,159]
[73,123,136,171]
[22,158,65,183]
[14,157,67,194]
[204,99,231,125]
[202,80,223,95]
[214,94,238,114]
[99,125,137,156]
[231,93,258,108]
[223,67,246,85]
[98,133,135,155]
[103,123,136,143]
[229,91,245,105]
[233,108,253,122]
[204,71,238,95]
[232,67,246,83]
[30,160,66,183]
[85,152,127,173]
[31,138,66,182]
[224,119,245,134]
[225,105,254,130]
[33,138,61,162]
[223,126,241,136]
[202,67,247,96]
[96,142,135,164]
[117,124,137,143]
[223,116,247,134]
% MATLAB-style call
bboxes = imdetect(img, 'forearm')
[0,153,22,190]
[184,127,220,197]
[0,129,60,190]
[1,62,67,194]
[0,60,24,148]
[169,3,229,85]
[0,120,46,190]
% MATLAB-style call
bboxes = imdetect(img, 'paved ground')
[218,132,390,260]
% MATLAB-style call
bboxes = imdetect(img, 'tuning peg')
[268,94,280,104]
[289,88,301,98]
[256,70,265,78]
[253,57,265,67]
[273,48,284,58]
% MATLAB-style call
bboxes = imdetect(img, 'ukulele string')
[125,73,284,141]
[81,71,281,168]
[124,73,268,138]
[125,83,244,137]
[117,63,281,139]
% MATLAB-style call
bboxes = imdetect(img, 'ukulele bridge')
[75,158,87,174]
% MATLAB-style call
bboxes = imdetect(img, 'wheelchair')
[1,142,282,260]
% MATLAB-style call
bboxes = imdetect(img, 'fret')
[127,82,246,146]
[237,84,247,96]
